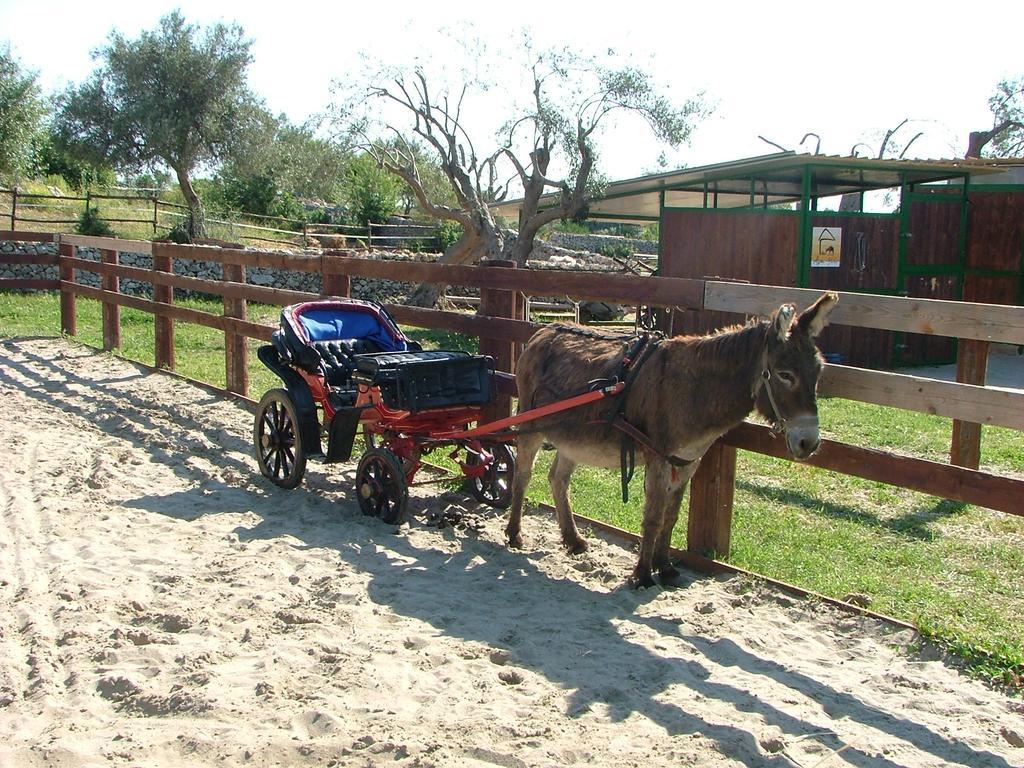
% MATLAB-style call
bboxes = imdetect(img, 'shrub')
[596,242,634,260]
[160,221,191,244]
[211,171,305,224]
[75,206,115,237]
[344,154,400,227]
[436,220,464,252]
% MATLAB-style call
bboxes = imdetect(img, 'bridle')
[752,334,788,437]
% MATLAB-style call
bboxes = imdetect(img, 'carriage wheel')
[254,389,307,489]
[356,448,409,525]
[468,443,516,510]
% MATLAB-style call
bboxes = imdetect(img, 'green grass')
[1,291,1022,690]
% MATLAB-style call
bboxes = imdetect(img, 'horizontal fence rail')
[1,232,1021,563]
[705,281,1024,346]
[1,189,444,249]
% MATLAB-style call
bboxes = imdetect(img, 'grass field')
[2,291,1022,690]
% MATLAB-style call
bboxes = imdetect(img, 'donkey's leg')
[506,433,543,549]
[652,461,700,584]
[632,461,673,588]
[549,451,586,554]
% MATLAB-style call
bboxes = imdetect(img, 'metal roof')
[489,151,1016,223]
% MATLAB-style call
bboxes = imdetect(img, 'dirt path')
[1,336,1022,767]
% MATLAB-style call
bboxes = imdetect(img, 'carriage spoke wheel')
[467,443,516,510]
[254,389,307,489]
[356,448,409,525]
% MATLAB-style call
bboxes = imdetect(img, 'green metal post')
[796,166,812,288]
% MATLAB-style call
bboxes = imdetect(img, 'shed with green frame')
[491,151,1023,368]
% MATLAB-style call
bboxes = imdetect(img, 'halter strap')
[752,334,787,436]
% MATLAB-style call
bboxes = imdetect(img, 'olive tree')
[967,77,1024,158]
[346,44,705,306]
[53,11,265,240]
[0,45,45,181]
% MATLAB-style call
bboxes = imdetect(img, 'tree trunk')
[174,166,206,241]
[406,218,505,307]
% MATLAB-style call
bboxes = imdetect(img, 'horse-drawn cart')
[253,299,620,525]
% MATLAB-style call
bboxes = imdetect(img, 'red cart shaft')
[451,381,625,440]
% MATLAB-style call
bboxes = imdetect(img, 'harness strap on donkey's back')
[599,332,694,502]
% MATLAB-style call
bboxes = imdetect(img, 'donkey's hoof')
[630,568,657,589]
[565,537,589,555]
[506,531,524,549]
[657,563,681,585]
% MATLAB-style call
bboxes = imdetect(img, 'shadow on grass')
[736,478,968,541]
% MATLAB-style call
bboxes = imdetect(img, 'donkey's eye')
[776,371,796,387]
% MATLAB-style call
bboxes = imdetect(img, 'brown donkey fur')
[507,292,839,588]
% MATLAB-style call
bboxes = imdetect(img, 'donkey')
[507,292,838,588]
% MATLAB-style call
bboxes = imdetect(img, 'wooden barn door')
[897,187,966,365]
[807,213,899,368]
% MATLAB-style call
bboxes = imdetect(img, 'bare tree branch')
[758,135,790,152]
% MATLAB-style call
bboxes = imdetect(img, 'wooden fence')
[0,189,442,249]
[2,230,1022,563]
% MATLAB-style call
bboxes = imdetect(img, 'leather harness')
[598,332,696,502]
[603,327,788,502]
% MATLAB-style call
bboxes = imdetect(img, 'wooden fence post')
[223,261,248,397]
[686,441,737,558]
[9,188,16,230]
[58,241,76,336]
[100,248,121,351]
[950,339,989,469]
[321,250,351,298]
[478,259,523,424]
[152,243,175,370]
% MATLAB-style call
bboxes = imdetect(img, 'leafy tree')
[348,42,705,305]
[0,45,45,181]
[30,127,116,190]
[210,170,304,223]
[967,77,1024,157]
[344,152,402,227]
[124,169,172,191]
[271,122,350,203]
[220,116,351,207]
[52,11,265,240]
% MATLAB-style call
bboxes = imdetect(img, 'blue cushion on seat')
[298,309,406,352]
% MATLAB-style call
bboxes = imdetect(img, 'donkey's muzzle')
[785,416,821,460]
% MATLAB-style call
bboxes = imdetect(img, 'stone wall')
[546,231,657,256]
[1,236,629,306]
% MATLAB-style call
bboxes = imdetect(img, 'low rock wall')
[546,231,657,256]
[2,238,626,307]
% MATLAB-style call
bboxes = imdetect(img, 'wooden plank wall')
[905,192,962,267]
[807,214,899,368]
[964,189,1024,304]
[659,209,799,336]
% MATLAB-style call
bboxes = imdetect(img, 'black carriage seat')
[312,338,383,388]
[354,350,495,412]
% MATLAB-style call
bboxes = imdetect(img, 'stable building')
[492,152,1024,368]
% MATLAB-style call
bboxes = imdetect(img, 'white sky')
[2,0,1023,182]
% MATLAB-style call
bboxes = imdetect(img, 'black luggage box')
[354,350,494,412]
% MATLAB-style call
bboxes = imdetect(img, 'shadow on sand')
[1,337,1015,768]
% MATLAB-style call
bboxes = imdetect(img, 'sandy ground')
[1,336,1023,768]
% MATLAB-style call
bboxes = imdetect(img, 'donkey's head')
[754,291,838,459]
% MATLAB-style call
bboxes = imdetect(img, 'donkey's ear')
[773,304,796,340]
[797,291,839,337]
